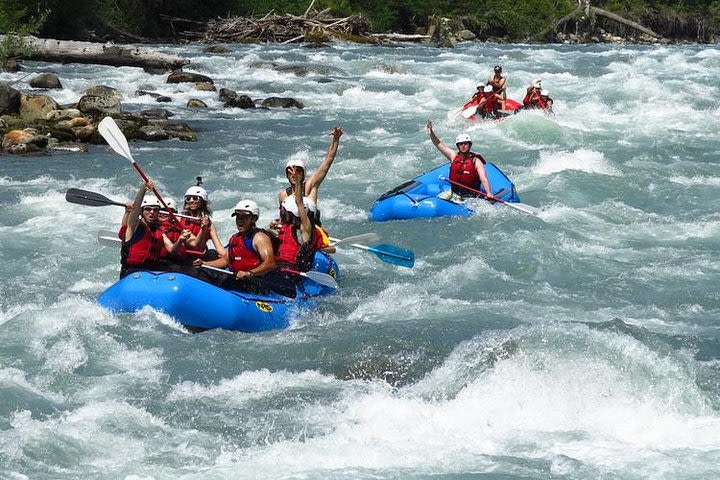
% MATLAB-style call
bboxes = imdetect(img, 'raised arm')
[125,181,152,241]
[293,180,313,244]
[426,120,455,161]
[305,126,343,202]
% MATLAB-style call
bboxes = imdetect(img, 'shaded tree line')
[0,0,718,42]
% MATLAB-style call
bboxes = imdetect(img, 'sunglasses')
[185,195,202,201]
[143,207,160,212]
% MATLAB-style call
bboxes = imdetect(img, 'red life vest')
[180,213,207,253]
[276,224,322,272]
[227,230,262,272]
[479,95,499,114]
[160,220,187,259]
[450,152,486,195]
[123,222,164,266]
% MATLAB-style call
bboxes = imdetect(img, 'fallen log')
[1,35,189,70]
[369,33,432,42]
[590,6,661,38]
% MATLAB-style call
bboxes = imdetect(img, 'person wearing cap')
[276,180,326,273]
[539,89,554,114]
[475,85,503,119]
[425,120,494,201]
[119,181,182,279]
[276,126,344,222]
[523,78,542,108]
[487,65,507,110]
[469,82,485,103]
[194,199,296,296]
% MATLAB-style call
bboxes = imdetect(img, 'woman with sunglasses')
[119,182,181,279]
[158,198,193,267]
[181,184,225,260]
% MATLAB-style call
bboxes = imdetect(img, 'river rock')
[29,73,63,89]
[0,83,21,115]
[72,125,95,141]
[46,108,83,121]
[204,45,230,54]
[2,128,49,152]
[194,82,216,92]
[19,93,59,122]
[139,108,175,119]
[47,139,89,152]
[57,117,91,129]
[186,99,207,108]
[77,85,122,116]
[219,88,254,108]
[457,29,477,41]
[2,59,22,72]
[136,125,169,141]
[167,70,214,84]
[261,97,304,109]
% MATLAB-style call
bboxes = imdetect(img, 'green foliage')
[0,0,48,64]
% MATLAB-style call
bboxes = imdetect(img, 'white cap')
[281,196,313,217]
[141,195,161,208]
[455,133,472,144]
[483,85,493,93]
[231,199,259,217]
[184,185,208,201]
[541,89,549,96]
[285,158,305,170]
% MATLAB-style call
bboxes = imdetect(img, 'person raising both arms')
[487,65,507,110]
[426,120,495,202]
[119,181,183,279]
[194,200,296,297]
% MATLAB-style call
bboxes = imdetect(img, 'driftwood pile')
[202,7,370,44]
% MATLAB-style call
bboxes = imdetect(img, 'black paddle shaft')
[65,188,127,208]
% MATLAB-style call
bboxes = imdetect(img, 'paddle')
[278,267,339,289]
[447,105,464,120]
[97,230,205,255]
[440,177,543,219]
[329,237,415,268]
[67,188,199,221]
[329,233,380,247]
[97,116,176,221]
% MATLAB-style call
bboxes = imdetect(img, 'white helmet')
[285,158,305,170]
[455,133,472,145]
[231,199,259,217]
[141,195,161,208]
[476,82,485,89]
[483,85,493,93]
[281,196,313,217]
[541,89,549,96]
[184,185,208,201]
[162,198,177,212]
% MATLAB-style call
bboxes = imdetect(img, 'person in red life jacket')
[469,82,485,103]
[475,85,505,119]
[158,198,192,266]
[487,65,507,109]
[539,89,554,114]
[194,200,296,296]
[523,78,543,108]
[426,120,495,202]
[271,127,344,229]
[119,182,181,279]
[276,181,325,274]
[181,179,224,261]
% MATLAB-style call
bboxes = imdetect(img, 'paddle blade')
[301,270,339,289]
[447,106,463,120]
[98,116,134,163]
[461,107,476,119]
[66,188,125,207]
[330,233,381,247]
[98,231,121,247]
[368,244,415,268]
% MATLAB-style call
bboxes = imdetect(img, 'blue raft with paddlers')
[98,253,339,332]
[368,162,520,222]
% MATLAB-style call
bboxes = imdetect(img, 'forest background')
[0,0,718,43]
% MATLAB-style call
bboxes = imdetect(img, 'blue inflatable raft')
[369,162,520,222]
[98,253,338,332]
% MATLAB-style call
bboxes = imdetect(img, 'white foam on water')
[532,149,621,176]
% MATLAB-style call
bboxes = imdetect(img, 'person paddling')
[194,200,295,297]
[539,89,554,114]
[523,78,542,108]
[119,182,182,279]
[475,85,505,119]
[487,65,507,109]
[426,120,495,202]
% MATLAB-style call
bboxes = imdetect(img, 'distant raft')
[98,253,338,332]
[368,162,520,222]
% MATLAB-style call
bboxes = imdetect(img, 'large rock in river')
[77,85,122,116]
[19,93,58,122]
[261,97,304,109]
[29,73,63,89]
[0,83,21,115]
[167,71,214,84]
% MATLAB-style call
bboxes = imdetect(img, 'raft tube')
[98,252,339,332]
[368,162,520,222]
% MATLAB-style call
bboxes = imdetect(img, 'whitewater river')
[1,41,720,479]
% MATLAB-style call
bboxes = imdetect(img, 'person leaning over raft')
[118,181,184,279]
[194,200,296,297]
[426,120,495,202]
